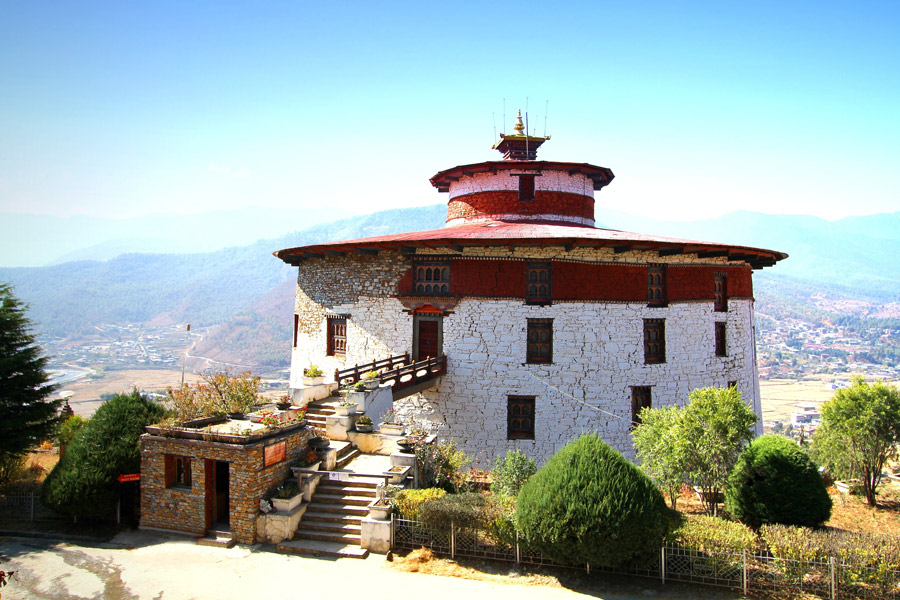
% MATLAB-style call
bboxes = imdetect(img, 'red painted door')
[417,320,439,359]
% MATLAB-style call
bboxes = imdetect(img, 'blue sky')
[1,1,897,221]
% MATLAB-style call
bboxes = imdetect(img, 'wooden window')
[631,386,652,427]
[414,261,451,296]
[526,261,551,304]
[293,314,299,348]
[518,175,535,201]
[728,380,738,389]
[507,396,535,439]
[647,265,666,306]
[327,317,347,356]
[643,319,665,364]
[526,319,553,364]
[165,455,192,488]
[715,321,727,357]
[714,273,728,312]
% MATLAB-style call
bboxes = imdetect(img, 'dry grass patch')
[389,548,562,587]
[825,484,900,536]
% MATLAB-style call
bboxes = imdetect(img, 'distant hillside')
[2,203,898,369]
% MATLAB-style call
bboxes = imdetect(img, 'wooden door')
[414,315,442,360]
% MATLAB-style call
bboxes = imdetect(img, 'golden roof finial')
[513,109,525,134]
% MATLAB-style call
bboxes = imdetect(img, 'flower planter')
[363,379,380,390]
[302,376,326,386]
[334,404,356,416]
[367,501,392,520]
[227,412,246,420]
[272,493,303,513]
[379,423,404,435]
[355,423,374,433]
[309,437,330,450]
[276,402,292,411]
[384,465,410,484]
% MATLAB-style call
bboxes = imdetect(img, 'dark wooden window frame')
[643,319,666,364]
[413,260,451,296]
[526,261,552,305]
[518,174,536,201]
[647,265,666,306]
[165,455,192,489]
[293,314,299,348]
[714,273,728,312]
[507,395,535,440]
[327,316,347,356]
[715,321,727,357]
[526,318,553,364]
[631,386,652,428]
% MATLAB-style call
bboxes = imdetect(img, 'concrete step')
[299,521,361,535]
[303,510,363,525]
[314,493,373,506]
[294,530,361,544]
[196,531,236,548]
[316,484,377,496]
[307,502,369,516]
[336,448,361,469]
[319,479,379,490]
[277,539,368,559]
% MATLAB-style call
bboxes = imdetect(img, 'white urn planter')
[367,501,392,520]
[272,492,303,513]
[379,423,404,435]
[334,403,356,416]
[302,376,326,386]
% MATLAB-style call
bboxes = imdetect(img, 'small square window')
[327,317,347,356]
[414,261,451,296]
[527,319,553,363]
[643,319,665,364]
[508,396,535,440]
[647,266,666,306]
[165,455,192,489]
[526,262,551,305]
[728,380,738,389]
[715,321,727,357]
[714,273,728,312]
[631,386,652,427]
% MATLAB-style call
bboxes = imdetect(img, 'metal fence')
[0,491,69,522]
[392,518,900,600]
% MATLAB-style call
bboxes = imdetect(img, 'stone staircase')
[305,398,336,432]
[276,443,375,559]
[197,527,236,548]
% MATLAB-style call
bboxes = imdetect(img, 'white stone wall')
[448,169,595,199]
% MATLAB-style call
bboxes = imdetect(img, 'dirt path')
[1,530,742,600]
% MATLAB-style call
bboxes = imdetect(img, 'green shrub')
[668,514,757,554]
[419,492,499,529]
[725,435,832,529]
[42,390,165,518]
[516,433,668,567]
[491,449,537,497]
[57,415,87,447]
[392,488,446,520]
[0,453,26,490]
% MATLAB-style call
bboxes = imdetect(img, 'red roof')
[274,219,787,269]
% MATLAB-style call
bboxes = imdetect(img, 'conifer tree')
[0,283,61,459]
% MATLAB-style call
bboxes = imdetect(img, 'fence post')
[450,521,455,559]
[661,546,666,584]
[516,531,521,565]
[830,557,836,600]
[390,513,394,550]
[743,550,748,595]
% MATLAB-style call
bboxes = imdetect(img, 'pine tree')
[0,283,61,459]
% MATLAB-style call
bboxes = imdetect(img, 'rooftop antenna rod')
[544,100,549,137]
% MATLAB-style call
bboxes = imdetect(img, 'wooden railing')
[334,353,411,387]
[380,355,447,392]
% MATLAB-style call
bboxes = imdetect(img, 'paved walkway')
[1,530,744,600]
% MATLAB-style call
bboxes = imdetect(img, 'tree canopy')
[633,404,688,510]
[0,283,61,459]
[811,376,900,507]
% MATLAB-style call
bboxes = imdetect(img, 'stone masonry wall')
[288,245,761,465]
[140,427,312,544]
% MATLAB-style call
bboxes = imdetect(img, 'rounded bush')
[516,434,668,567]
[725,434,832,529]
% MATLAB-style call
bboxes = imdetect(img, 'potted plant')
[276,394,292,410]
[362,369,380,390]
[302,365,325,386]
[309,434,330,450]
[293,447,322,477]
[383,464,411,484]
[368,484,400,520]
[379,409,403,435]
[396,437,418,454]
[271,481,303,513]
[353,381,367,393]
[334,398,357,416]
[293,407,308,427]
[355,415,374,433]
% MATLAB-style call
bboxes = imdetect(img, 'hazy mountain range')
[1,205,897,369]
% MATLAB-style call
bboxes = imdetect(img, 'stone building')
[275,114,786,463]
